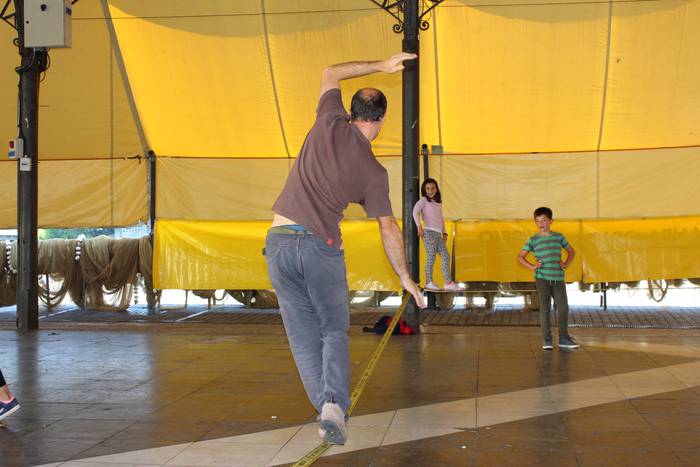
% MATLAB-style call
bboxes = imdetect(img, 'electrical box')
[24,0,72,48]
[8,138,23,159]
[19,156,32,172]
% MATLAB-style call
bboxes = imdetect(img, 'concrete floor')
[0,323,699,466]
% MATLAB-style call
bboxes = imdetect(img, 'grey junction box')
[24,0,72,48]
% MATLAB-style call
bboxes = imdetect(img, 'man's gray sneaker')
[542,338,553,350]
[320,402,347,445]
[558,335,580,349]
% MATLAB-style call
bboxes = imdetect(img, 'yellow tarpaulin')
[154,219,402,291]
[580,217,700,282]
[454,220,584,283]
[156,156,404,221]
[1,0,699,292]
[0,0,144,228]
[0,0,142,161]
[0,159,146,227]
[154,217,700,290]
[154,220,274,290]
[154,146,700,222]
[104,0,700,157]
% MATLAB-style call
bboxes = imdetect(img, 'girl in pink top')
[412,179,463,291]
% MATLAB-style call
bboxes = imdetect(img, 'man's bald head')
[350,88,387,122]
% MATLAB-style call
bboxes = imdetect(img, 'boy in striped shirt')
[518,207,579,350]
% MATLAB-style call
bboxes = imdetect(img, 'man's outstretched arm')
[377,215,426,308]
[319,52,417,99]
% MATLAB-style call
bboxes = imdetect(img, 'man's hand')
[320,53,418,98]
[379,52,418,73]
[533,260,543,270]
[401,275,426,309]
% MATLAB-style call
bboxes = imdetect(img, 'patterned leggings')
[423,229,452,283]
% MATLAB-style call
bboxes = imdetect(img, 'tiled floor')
[0,324,699,466]
[2,303,700,329]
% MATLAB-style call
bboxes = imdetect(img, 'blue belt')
[269,225,311,235]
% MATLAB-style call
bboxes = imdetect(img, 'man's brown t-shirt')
[272,89,393,248]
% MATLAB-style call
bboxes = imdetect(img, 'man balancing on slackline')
[264,52,426,445]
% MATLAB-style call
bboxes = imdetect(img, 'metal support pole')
[147,150,156,239]
[147,150,156,312]
[602,282,608,311]
[15,0,45,331]
[402,0,421,332]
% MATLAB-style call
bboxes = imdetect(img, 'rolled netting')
[1,235,159,311]
[37,238,81,308]
[138,235,160,308]
[79,235,138,310]
[0,240,16,306]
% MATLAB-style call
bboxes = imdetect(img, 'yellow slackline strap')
[348,293,410,414]
[291,294,411,467]
[291,442,333,467]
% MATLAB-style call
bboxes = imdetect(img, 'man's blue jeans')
[264,230,350,414]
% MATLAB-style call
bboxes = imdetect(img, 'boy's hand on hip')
[417,226,424,238]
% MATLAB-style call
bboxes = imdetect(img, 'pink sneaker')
[443,282,465,292]
[425,282,441,291]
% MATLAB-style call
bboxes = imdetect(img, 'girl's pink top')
[412,196,446,233]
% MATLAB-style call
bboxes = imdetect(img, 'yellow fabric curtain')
[108,0,287,158]
[1,0,699,230]
[156,157,290,220]
[580,217,700,282]
[454,220,584,282]
[154,216,700,290]
[105,0,700,158]
[0,159,147,228]
[154,219,403,291]
[154,146,700,221]
[154,220,274,290]
[602,0,700,150]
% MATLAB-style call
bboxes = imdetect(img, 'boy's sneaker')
[319,402,347,445]
[558,335,580,349]
[424,282,441,291]
[542,338,553,350]
[443,282,465,292]
[0,398,20,422]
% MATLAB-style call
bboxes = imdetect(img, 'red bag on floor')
[362,315,414,335]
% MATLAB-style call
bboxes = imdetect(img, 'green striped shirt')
[522,232,570,281]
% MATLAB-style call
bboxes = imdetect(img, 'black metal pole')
[146,150,156,311]
[14,0,44,331]
[402,0,420,332]
[147,150,156,239]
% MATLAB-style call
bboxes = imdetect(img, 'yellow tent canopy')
[0,0,698,286]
